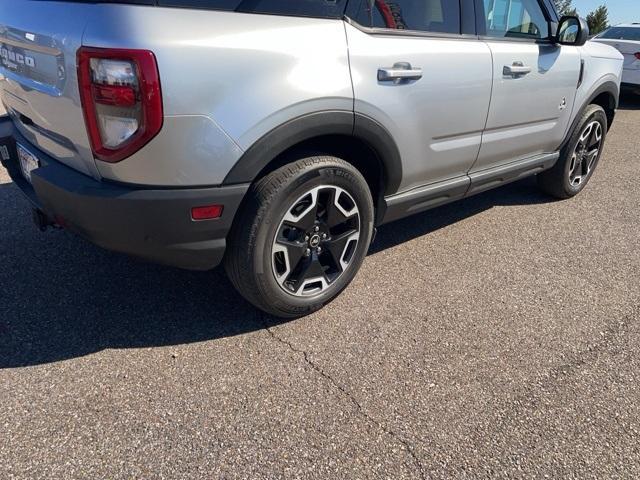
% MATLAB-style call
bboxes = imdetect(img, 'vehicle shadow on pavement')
[0,176,551,368]
[370,176,549,254]
[619,91,640,110]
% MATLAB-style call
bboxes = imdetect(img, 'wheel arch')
[583,82,620,128]
[222,111,403,221]
[561,81,618,151]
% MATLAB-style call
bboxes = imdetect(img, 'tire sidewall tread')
[538,104,608,199]
[225,156,374,318]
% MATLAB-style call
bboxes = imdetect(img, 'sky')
[571,0,639,25]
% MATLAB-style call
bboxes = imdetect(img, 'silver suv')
[0,0,624,317]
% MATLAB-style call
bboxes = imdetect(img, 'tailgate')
[0,1,99,178]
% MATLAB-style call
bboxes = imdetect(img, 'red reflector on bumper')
[191,205,223,220]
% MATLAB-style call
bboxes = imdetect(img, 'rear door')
[0,1,98,178]
[471,0,581,173]
[345,0,493,193]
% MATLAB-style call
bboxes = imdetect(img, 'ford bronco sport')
[0,0,624,317]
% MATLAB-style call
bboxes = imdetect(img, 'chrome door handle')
[378,62,423,83]
[503,62,532,77]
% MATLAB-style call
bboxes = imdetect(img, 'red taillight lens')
[92,84,136,107]
[635,52,640,60]
[191,205,224,221]
[77,47,163,163]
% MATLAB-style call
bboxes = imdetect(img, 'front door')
[471,0,581,172]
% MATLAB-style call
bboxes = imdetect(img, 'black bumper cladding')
[0,116,248,271]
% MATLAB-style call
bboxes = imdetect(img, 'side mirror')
[556,16,589,46]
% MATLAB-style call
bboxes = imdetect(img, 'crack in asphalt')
[476,306,639,446]
[539,305,637,387]
[259,315,426,480]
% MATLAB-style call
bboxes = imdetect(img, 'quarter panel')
[96,115,244,186]
[83,6,354,166]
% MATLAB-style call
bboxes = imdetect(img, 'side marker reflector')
[191,205,223,220]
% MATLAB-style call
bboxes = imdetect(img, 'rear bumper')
[0,116,249,270]
[622,68,640,87]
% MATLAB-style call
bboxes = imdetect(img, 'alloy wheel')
[271,185,361,297]
[569,120,603,187]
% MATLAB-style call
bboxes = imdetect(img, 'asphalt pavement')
[1,95,639,479]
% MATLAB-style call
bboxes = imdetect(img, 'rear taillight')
[635,52,640,60]
[77,47,163,163]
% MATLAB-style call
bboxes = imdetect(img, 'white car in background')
[593,24,640,93]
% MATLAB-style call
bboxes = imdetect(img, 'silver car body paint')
[345,22,494,192]
[81,6,353,186]
[472,42,581,173]
[576,42,624,97]
[0,2,98,178]
[0,1,624,192]
[575,41,625,122]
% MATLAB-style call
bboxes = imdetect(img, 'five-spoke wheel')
[538,104,608,199]
[272,185,361,297]
[568,120,602,187]
[225,156,374,318]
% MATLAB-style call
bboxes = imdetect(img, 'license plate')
[17,143,39,183]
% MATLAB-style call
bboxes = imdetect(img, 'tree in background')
[554,0,577,16]
[586,5,609,35]
[554,1,610,36]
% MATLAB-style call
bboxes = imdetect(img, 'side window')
[351,0,461,34]
[157,0,347,18]
[482,0,549,39]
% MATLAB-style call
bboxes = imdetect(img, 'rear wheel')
[538,104,607,199]
[225,156,374,318]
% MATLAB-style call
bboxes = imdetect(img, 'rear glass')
[157,0,347,18]
[598,27,640,41]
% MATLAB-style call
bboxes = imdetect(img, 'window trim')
[344,17,478,41]
[156,0,348,19]
[474,0,556,44]
[344,0,474,38]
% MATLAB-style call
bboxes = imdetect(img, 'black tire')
[224,156,374,318]
[537,104,608,199]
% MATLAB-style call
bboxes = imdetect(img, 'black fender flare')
[562,81,619,150]
[222,111,403,196]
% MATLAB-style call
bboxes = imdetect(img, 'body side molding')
[380,176,470,225]
[379,152,559,225]
[466,152,559,196]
